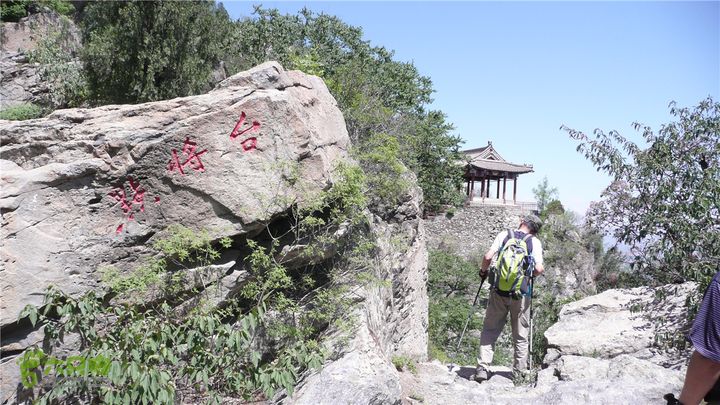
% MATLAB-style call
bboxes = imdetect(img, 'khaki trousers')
[477,290,530,371]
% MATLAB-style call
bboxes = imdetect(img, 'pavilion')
[462,141,534,205]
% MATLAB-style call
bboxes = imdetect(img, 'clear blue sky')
[222,1,719,215]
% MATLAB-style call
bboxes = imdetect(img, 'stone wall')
[424,205,532,258]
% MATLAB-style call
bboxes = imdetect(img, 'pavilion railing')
[466,198,538,212]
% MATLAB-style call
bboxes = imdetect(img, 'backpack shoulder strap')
[501,228,513,245]
[522,233,534,253]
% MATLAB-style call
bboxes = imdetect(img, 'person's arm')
[531,237,544,277]
[679,350,720,405]
[679,271,720,404]
[480,248,496,276]
[533,262,544,277]
[480,232,505,277]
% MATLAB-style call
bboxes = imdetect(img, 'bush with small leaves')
[0,104,44,121]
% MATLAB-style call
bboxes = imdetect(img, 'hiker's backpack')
[491,229,534,298]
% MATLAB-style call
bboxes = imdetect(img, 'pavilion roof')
[462,142,533,174]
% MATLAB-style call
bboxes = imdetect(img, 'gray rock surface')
[0,61,349,329]
[424,205,526,260]
[399,283,692,404]
[287,326,403,405]
[285,177,428,405]
[545,282,695,365]
[0,61,352,401]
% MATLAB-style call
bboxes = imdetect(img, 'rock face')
[0,61,352,401]
[0,61,349,326]
[398,283,693,404]
[286,180,428,405]
[544,282,695,368]
[0,61,430,405]
[0,12,82,109]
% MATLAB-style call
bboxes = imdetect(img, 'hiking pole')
[528,275,535,373]
[454,275,487,355]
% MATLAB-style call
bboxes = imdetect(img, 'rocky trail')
[395,282,694,405]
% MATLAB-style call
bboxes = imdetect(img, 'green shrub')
[0,103,44,120]
[28,15,88,107]
[427,249,487,364]
[0,0,29,21]
[16,162,375,404]
[391,356,417,374]
[355,133,410,209]
[0,0,74,22]
[40,0,74,15]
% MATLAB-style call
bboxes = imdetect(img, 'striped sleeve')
[689,271,720,363]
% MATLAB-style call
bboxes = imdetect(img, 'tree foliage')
[427,249,485,364]
[230,6,464,214]
[81,0,232,104]
[563,97,720,291]
[28,15,87,108]
[532,176,559,213]
[0,0,74,22]
[16,163,374,404]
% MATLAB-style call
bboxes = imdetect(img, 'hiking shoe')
[473,366,489,383]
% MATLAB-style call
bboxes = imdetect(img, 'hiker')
[676,269,720,405]
[474,214,544,382]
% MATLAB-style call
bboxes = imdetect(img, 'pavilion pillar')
[466,179,470,197]
[502,175,507,203]
[470,177,475,200]
[513,176,518,204]
[480,177,486,202]
[496,178,500,199]
[485,178,490,198]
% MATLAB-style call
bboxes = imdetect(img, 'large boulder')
[0,61,350,400]
[544,282,695,365]
[0,61,348,326]
[1,61,432,405]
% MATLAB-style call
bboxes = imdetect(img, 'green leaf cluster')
[427,249,487,364]
[0,103,45,121]
[0,0,74,22]
[391,355,417,374]
[17,162,376,403]
[563,97,720,292]
[81,0,233,104]
[231,6,465,215]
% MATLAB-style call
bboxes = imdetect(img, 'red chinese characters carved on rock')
[229,111,261,151]
[109,177,159,234]
[168,137,208,175]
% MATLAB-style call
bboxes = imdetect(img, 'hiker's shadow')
[453,366,513,381]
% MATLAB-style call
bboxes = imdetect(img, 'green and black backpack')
[491,229,535,298]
